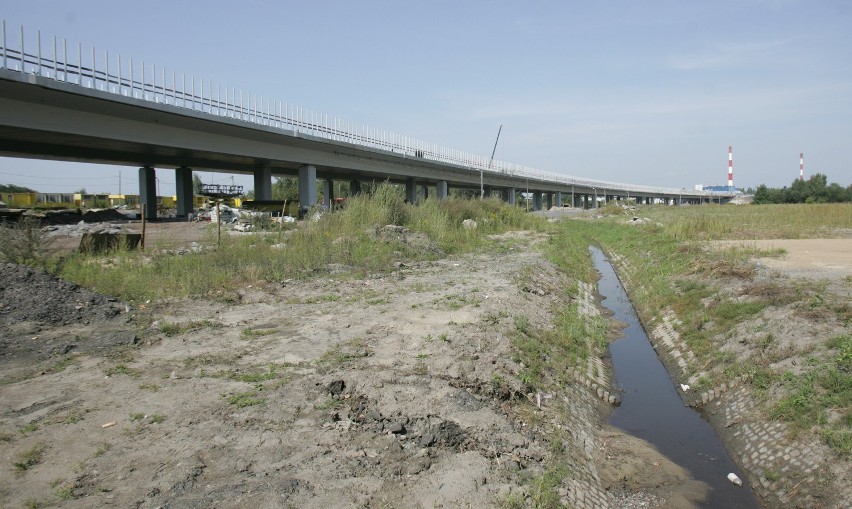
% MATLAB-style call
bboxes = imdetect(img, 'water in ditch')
[590,246,762,508]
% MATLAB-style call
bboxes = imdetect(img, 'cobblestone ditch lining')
[606,250,851,509]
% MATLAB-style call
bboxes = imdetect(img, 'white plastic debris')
[727,473,742,486]
[680,384,690,392]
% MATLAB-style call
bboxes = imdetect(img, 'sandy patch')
[712,238,852,280]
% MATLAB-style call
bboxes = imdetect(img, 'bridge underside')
[0,70,727,217]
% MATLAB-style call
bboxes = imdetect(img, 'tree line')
[753,173,852,204]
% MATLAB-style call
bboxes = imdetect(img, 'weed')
[514,315,531,336]
[149,414,166,424]
[129,412,145,421]
[439,333,450,343]
[139,383,161,392]
[159,319,219,337]
[58,190,546,301]
[0,431,11,442]
[104,363,139,378]
[483,310,508,325]
[0,216,59,271]
[225,391,265,408]
[46,408,89,425]
[55,484,75,500]
[827,335,851,372]
[240,327,277,340]
[18,423,39,436]
[94,442,111,457]
[14,444,46,471]
[528,464,570,509]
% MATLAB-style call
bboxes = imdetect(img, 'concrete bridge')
[0,22,733,219]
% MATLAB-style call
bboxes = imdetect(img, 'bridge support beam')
[350,180,361,196]
[323,179,334,210]
[545,193,553,210]
[405,179,417,203]
[175,166,193,218]
[298,165,317,217]
[254,167,272,201]
[533,191,542,211]
[422,185,429,201]
[505,188,516,205]
[436,181,448,200]
[139,166,157,221]
[555,192,563,208]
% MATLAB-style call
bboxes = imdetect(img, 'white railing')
[0,21,719,197]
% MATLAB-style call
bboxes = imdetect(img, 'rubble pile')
[0,263,125,328]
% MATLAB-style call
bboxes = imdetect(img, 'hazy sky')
[1,0,850,195]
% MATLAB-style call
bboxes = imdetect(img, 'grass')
[18,423,39,436]
[240,327,277,340]
[57,188,547,301]
[159,319,220,337]
[104,363,139,378]
[511,302,609,392]
[225,391,266,408]
[553,203,852,454]
[644,202,852,240]
[14,444,46,471]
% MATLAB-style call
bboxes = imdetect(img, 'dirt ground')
[712,238,852,292]
[3,215,849,508]
[1,224,699,509]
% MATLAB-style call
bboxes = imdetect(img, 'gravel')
[0,263,124,328]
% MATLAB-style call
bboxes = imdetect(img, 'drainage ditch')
[591,246,762,508]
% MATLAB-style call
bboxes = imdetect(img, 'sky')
[1,0,850,195]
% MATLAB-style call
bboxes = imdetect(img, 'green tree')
[192,174,203,195]
[0,184,37,193]
[271,177,299,201]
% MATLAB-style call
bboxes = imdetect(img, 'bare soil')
[712,238,852,284]
[1,226,694,508]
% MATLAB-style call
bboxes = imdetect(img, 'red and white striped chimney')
[799,152,804,181]
[728,146,734,188]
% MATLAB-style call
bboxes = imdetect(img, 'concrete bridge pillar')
[175,166,194,218]
[437,181,448,200]
[533,191,542,211]
[505,188,516,205]
[422,185,429,200]
[350,180,361,196]
[323,179,335,210]
[253,167,272,201]
[139,166,157,220]
[545,193,553,210]
[406,179,417,203]
[555,192,563,207]
[298,165,317,217]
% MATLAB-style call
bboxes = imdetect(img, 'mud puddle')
[591,246,762,508]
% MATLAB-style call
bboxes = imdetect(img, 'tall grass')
[644,203,852,240]
[58,186,546,301]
